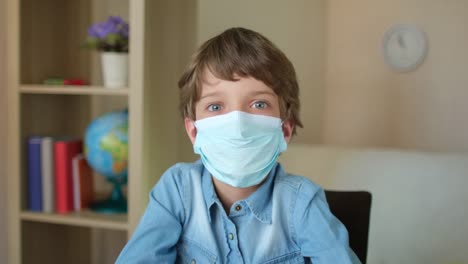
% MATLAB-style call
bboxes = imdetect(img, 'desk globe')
[84,109,128,213]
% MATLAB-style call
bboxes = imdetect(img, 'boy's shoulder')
[168,160,204,174]
[157,160,204,186]
[155,161,323,199]
[274,164,323,197]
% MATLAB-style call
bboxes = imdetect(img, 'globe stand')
[90,182,127,214]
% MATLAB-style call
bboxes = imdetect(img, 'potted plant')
[85,16,129,88]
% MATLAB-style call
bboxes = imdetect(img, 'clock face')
[382,25,428,72]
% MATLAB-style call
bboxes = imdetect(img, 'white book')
[41,137,55,213]
[72,154,82,211]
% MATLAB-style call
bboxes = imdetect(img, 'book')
[27,136,43,211]
[41,137,55,213]
[54,139,83,214]
[72,154,94,211]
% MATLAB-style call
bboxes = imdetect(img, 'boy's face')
[185,70,294,144]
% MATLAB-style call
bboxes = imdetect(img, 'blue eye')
[207,104,222,112]
[252,101,268,109]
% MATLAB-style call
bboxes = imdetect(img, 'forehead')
[200,69,223,87]
[199,69,276,96]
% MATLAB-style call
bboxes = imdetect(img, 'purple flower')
[107,16,129,38]
[88,16,128,39]
[88,22,113,38]
[88,24,103,38]
[85,15,129,52]
[108,16,124,25]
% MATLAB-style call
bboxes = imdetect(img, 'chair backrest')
[325,190,372,264]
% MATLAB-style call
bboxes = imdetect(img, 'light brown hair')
[178,27,303,134]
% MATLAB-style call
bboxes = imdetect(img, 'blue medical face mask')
[193,111,288,188]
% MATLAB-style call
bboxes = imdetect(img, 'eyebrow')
[249,90,277,97]
[199,90,277,101]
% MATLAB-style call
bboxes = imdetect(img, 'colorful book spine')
[72,154,94,211]
[41,137,55,213]
[27,136,43,211]
[54,139,83,214]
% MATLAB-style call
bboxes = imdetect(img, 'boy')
[116,27,360,263]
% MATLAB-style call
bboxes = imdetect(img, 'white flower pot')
[101,52,128,88]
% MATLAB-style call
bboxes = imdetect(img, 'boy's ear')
[282,119,294,143]
[184,118,197,144]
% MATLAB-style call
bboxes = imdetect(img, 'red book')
[54,139,83,214]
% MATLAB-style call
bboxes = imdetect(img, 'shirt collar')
[243,164,279,224]
[201,162,218,217]
[201,161,282,225]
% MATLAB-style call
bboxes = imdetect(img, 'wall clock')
[382,24,428,72]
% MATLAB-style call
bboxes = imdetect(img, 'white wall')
[0,0,8,262]
[196,0,326,144]
[324,0,468,152]
[279,144,468,263]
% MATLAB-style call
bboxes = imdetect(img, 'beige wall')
[0,0,8,262]
[324,0,468,152]
[280,145,468,263]
[197,0,326,144]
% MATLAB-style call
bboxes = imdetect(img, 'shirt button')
[228,233,234,240]
[191,260,196,264]
[235,205,242,211]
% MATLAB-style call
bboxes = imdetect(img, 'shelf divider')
[20,210,129,231]
[20,85,130,96]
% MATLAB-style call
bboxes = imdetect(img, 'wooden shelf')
[19,85,129,96]
[20,210,128,231]
[7,0,188,262]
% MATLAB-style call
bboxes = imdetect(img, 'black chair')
[325,190,372,264]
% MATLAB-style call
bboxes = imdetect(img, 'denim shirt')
[116,161,360,264]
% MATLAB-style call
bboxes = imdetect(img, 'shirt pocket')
[261,251,305,264]
[176,238,218,264]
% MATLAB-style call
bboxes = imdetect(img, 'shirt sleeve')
[115,166,186,263]
[293,180,361,264]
